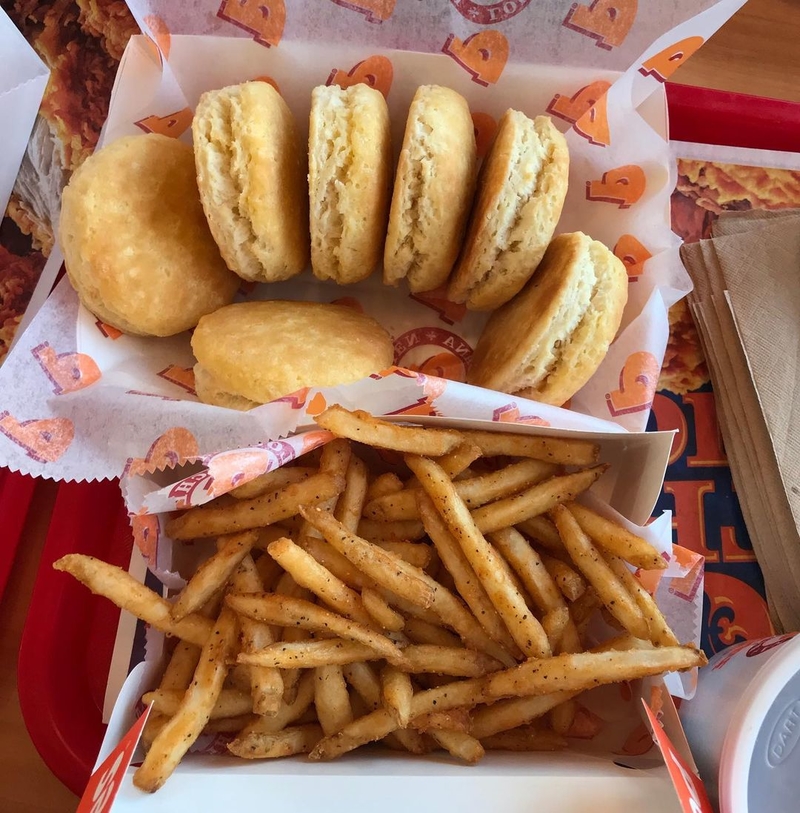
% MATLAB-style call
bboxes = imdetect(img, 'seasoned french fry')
[143,688,253,719]
[225,594,407,663]
[253,525,294,551]
[429,730,484,764]
[568,502,666,570]
[53,554,213,647]
[309,708,398,761]
[471,691,577,738]
[166,472,345,539]
[407,456,551,659]
[238,639,393,669]
[243,670,316,735]
[541,553,587,602]
[357,518,426,542]
[316,406,463,456]
[171,531,257,620]
[361,587,405,631]
[315,665,354,736]
[381,665,413,726]
[300,535,368,589]
[569,586,601,638]
[471,466,608,534]
[481,726,567,751]
[460,430,599,466]
[228,724,324,759]
[203,715,253,734]
[230,466,315,500]
[253,551,284,588]
[365,472,405,502]
[403,617,462,648]
[551,505,650,641]
[410,707,471,733]
[267,536,374,626]
[134,607,238,792]
[516,516,564,551]
[334,454,368,533]
[372,540,433,569]
[550,699,578,737]
[402,645,502,677]
[435,442,483,478]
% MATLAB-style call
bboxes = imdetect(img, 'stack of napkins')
[681,210,800,632]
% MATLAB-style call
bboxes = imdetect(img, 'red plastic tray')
[18,84,800,797]
[0,468,37,599]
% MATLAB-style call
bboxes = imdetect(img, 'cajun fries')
[54,407,704,789]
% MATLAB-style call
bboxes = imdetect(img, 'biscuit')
[193,82,309,283]
[448,111,569,311]
[467,232,628,406]
[59,134,238,337]
[383,85,476,293]
[308,84,392,284]
[192,300,395,409]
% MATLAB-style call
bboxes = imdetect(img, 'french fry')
[403,617,462,648]
[516,516,564,551]
[551,505,650,641]
[244,670,317,735]
[435,442,483,477]
[372,540,433,569]
[165,472,345,539]
[407,456,551,659]
[238,639,392,669]
[602,552,679,647]
[134,607,238,792]
[361,587,405,631]
[418,494,517,653]
[470,691,577,738]
[381,665,413,726]
[550,699,578,737]
[225,594,407,663]
[230,466,315,500]
[170,531,257,620]
[334,454,368,533]
[267,536,374,626]
[481,727,567,751]
[299,507,435,610]
[203,715,253,734]
[309,708,398,761]
[410,707,471,733]
[300,535,368,589]
[429,730,484,764]
[541,553,587,602]
[569,586,601,637]
[143,688,253,719]
[253,550,284,588]
[228,724,324,759]
[460,430,599,466]
[316,406,463,456]
[365,472,404,502]
[568,502,666,570]
[357,518,426,542]
[53,554,213,647]
[253,525,293,551]
[402,645,502,677]
[315,665,354,736]
[471,466,608,534]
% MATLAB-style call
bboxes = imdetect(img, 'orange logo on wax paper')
[471,112,497,159]
[135,109,193,139]
[131,513,160,564]
[157,365,196,395]
[493,404,550,427]
[0,413,74,464]
[331,0,396,23]
[274,388,310,410]
[411,285,467,326]
[547,80,612,126]
[704,572,775,653]
[639,36,704,83]
[95,320,123,340]
[614,234,651,281]
[300,429,335,454]
[217,0,286,47]
[206,449,273,497]
[307,392,328,416]
[32,343,101,395]
[394,328,473,383]
[442,31,509,87]
[327,55,393,98]
[573,91,611,147]
[587,164,646,208]
[126,427,199,478]
[386,373,447,418]
[143,14,171,60]
[254,75,281,93]
[567,704,605,739]
[563,0,638,50]
[605,351,660,417]
[451,0,532,24]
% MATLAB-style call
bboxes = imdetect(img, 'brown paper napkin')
[680,211,800,632]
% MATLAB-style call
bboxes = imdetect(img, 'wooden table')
[2,1,799,809]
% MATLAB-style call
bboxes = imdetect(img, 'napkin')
[680,210,800,631]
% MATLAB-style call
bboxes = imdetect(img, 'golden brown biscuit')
[383,85,476,293]
[467,232,628,406]
[59,134,238,337]
[192,300,395,409]
[308,84,392,284]
[448,111,569,311]
[193,82,309,283]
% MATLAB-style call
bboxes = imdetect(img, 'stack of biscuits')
[59,80,627,411]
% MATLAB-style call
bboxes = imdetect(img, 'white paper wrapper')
[0,0,746,483]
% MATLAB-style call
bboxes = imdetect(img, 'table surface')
[2,1,800,810]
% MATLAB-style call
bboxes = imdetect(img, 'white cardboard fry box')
[0,0,746,484]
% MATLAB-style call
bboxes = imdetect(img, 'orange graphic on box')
[567,704,605,739]
[328,55,393,98]
[547,80,611,125]
[32,342,101,395]
[126,427,199,478]
[157,365,196,395]
[614,234,651,281]
[135,108,193,139]
[471,112,497,159]
[0,413,74,463]
[639,36,704,83]
[451,0,532,24]
[563,0,638,50]
[96,320,123,340]
[131,513,160,564]
[331,0,396,23]
[587,165,646,208]
[206,449,273,496]
[217,0,286,48]
[143,14,171,59]
[605,351,660,416]
[442,31,509,87]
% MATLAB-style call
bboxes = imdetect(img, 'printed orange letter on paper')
[0,413,74,464]
[547,80,612,125]
[639,36,704,83]
[587,164,646,208]
[32,343,101,395]
[442,31,509,87]
[217,0,286,48]
[135,109,193,139]
[563,0,638,50]
[605,351,660,416]
[331,0,396,23]
[328,55,394,98]
[614,234,652,280]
